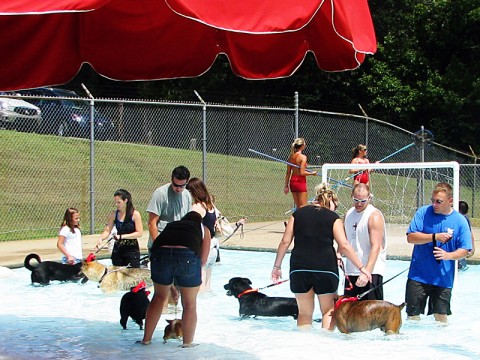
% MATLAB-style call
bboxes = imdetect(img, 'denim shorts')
[150,247,202,288]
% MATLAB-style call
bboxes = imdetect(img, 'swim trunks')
[354,171,369,184]
[290,175,307,193]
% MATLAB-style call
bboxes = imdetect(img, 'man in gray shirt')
[147,166,192,250]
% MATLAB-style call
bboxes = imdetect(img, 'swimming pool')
[0,250,479,360]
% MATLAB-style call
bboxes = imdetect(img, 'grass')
[0,131,295,241]
[1,130,478,242]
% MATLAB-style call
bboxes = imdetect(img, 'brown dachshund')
[333,296,405,334]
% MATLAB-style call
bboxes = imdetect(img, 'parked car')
[0,95,42,133]
[17,88,116,140]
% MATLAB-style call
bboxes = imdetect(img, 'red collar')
[237,288,258,298]
[334,296,358,310]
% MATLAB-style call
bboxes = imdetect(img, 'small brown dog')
[163,319,183,343]
[333,297,405,334]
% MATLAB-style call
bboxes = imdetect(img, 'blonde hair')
[314,183,338,210]
[352,144,367,159]
[290,138,306,158]
[433,182,453,199]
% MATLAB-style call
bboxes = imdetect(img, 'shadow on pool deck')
[1,221,478,268]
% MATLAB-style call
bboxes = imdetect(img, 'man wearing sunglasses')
[147,166,192,252]
[406,182,472,323]
[343,183,387,300]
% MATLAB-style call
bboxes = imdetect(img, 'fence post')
[82,84,95,234]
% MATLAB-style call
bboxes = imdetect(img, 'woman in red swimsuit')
[284,138,317,209]
[350,144,371,186]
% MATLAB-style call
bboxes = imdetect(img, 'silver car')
[0,96,42,132]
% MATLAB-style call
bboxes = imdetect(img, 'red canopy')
[0,0,376,91]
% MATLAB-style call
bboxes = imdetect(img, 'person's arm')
[407,232,452,245]
[433,247,468,261]
[148,212,160,242]
[120,210,143,240]
[200,224,211,267]
[95,211,115,249]
[467,231,475,257]
[334,219,372,282]
[284,164,292,194]
[298,154,316,176]
[349,158,361,174]
[365,211,384,273]
[271,216,295,282]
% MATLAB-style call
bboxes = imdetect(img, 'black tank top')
[290,205,339,272]
[203,209,216,237]
[114,210,136,236]
[151,219,202,256]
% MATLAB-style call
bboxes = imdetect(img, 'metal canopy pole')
[194,90,207,184]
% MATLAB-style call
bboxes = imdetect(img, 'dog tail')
[398,302,407,310]
[24,253,41,271]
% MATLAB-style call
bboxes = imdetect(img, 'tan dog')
[163,319,183,343]
[81,260,152,294]
[333,297,405,334]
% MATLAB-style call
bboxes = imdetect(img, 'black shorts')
[405,279,452,316]
[289,269,338,295]
[343,274,384,300]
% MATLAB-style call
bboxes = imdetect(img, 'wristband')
[432,233,435,242]
[273,266,281,270]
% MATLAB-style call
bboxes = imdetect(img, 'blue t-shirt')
[407,205,472,288]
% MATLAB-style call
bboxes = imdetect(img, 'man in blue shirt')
[406,182,472,323]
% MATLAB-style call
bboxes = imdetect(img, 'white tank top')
[344,204,387,276]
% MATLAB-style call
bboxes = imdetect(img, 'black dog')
[24,253,83,285]
[120,281,150,330]
[224,277,298,319]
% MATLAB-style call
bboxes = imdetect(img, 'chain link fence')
[1,92,478,241]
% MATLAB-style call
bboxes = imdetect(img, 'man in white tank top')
[343,184,387,300]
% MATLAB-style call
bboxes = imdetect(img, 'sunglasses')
[352,197,369,204]
[172,181,188,188]
[431,198,444,205]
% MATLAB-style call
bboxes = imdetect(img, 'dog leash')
[220,220,245,244]
[94,234,114,254]
[356,267,410,300]
[258,279,289,290]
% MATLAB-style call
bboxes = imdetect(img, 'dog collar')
[237,288,259,298]
[334,296,358,310]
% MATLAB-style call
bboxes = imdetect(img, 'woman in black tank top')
[271,183,372,331]
[95,189,143,267]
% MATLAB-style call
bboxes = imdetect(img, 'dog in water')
[120,280,151,330]
[24,253,83,285]
[333,296,406,334]
[163,319,183,343]
[81,260,151,293]
[224,277,298,319]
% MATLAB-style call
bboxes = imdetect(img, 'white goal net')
[321,162,460,229]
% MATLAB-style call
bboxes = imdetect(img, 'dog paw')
[135,340,151,345]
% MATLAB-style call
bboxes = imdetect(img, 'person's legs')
[179,286,200,345]
[295,290,315,327]
[141,283,171,343]
[317,293,335,330]
[405,279,427,321]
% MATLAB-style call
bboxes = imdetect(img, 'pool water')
[0,250,479,360]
